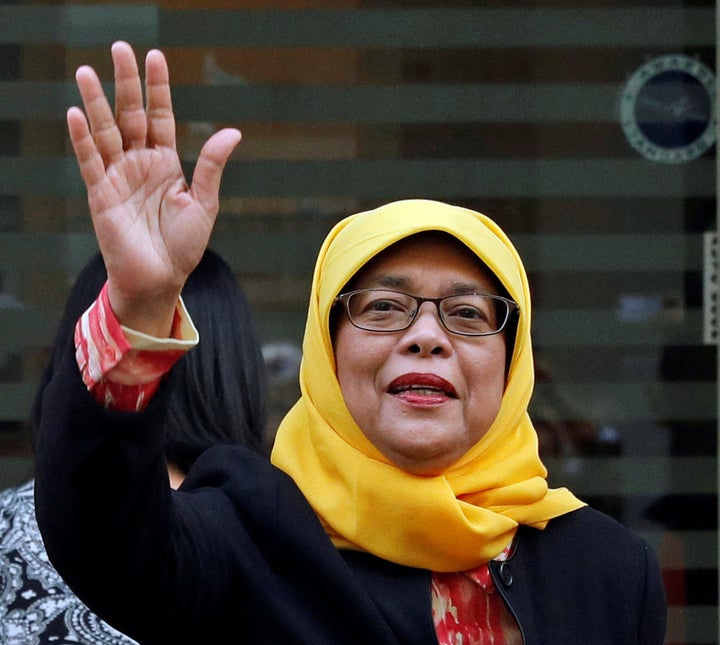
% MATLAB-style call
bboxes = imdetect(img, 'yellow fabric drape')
[271,199,584,572]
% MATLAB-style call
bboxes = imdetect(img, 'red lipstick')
[387,373,457,400]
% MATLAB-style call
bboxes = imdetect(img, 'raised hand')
[67,41,242,336]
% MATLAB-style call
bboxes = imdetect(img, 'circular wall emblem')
[620,54,716,164]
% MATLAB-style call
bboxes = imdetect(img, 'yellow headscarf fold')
[271,199,584,572]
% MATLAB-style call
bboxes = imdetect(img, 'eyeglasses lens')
[345,290,509,336]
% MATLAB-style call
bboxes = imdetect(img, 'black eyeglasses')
[333,289,518,336]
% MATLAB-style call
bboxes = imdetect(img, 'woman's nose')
[400,303,451,355]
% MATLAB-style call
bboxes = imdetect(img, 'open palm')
[67,41,242,335]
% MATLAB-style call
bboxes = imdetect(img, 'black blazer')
[35,344,666,644]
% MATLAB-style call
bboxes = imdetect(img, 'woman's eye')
[449,305,487,320]
[368,299,405,313]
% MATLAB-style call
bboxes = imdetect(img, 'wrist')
[107,282,180,338]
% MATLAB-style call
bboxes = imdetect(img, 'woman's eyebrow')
[360,276,492,295]
[449,281,492,294]
[361,275,411,290]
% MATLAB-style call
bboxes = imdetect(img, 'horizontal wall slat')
[0,232,321,274]
[0,384,35,420]
[0,232,704,272]
[0,159,714,199]
[0,5,158,46]
[532,310,705,347]
[0,458,34,490]
[0,7,712,48]
[160,8,714,49]
[0,309,61,351]
[222,159,717,199]
[0,82,646,123]
[514,234,702,272]
[166,84,644,124]
[639,530,717,570]
[544,457,716,495]
[0,234,99,271]
[534,381,716,422]
[666,606,717,643]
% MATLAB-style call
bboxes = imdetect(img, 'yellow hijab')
[271,199,584,572]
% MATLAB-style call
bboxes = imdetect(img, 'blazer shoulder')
[519,506,653,565]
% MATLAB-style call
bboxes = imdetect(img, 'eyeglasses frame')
[333,288,519,337]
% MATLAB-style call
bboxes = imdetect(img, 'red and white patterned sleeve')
[74,282,198,412]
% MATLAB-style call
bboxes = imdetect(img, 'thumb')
[190,128,242,215]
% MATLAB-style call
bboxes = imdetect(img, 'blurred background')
[0,1,716,642]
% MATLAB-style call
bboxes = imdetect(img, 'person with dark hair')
[0,249,266,643]
[34,42,666,644]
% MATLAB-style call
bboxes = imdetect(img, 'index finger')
[67,105,108,190]
[73,65,124,168]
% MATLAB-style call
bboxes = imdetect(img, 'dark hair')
[165,249,267,468]
[31,249,267,472]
